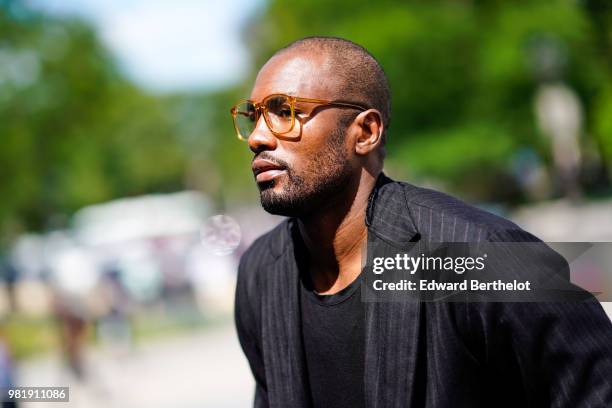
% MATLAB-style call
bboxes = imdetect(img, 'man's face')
[248,51,355,217]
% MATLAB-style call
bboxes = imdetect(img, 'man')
[232,37,612,407]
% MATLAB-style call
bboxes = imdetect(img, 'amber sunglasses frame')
[229,93,369,141]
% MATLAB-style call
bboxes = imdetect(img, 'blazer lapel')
[364,173,424,407]
[260,220,310,407]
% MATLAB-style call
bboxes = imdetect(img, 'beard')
[257,127,353,218]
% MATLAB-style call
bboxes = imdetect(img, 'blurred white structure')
[73,191,210,246]
[534,83,583,197]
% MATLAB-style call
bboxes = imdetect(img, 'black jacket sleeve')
[472,228,612,406]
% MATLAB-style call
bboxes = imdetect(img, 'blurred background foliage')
[1,0,612,245]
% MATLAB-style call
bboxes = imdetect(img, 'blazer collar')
[365,172,420,246]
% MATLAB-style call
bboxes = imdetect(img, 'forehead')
[250,51,339,101]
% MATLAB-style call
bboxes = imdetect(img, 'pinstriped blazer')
[235,173,612,407]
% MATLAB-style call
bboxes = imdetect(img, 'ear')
[352,109,384,156]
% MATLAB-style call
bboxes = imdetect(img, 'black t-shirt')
[299,269,366,408]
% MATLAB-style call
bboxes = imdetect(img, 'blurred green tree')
[0,1,185,242]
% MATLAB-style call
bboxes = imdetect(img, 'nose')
[248,114,278,154]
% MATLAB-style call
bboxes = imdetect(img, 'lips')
[252,158,287,183]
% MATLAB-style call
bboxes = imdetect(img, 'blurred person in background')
[0,255,18,314]
[0,254,17,407]
[49,243,100,380]
[96,261,133,354]
[233,37,612,407]
[0,330,18,408]
[53,298,88,380]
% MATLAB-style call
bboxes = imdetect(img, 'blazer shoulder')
[395,181,536,241]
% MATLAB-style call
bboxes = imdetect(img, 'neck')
[298,170,379,294]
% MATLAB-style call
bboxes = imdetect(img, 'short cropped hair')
[275,36,391,143]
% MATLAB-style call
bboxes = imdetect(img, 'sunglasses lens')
[264,95,294,134]
[234,102,257,140]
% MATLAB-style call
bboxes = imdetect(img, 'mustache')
[252,152,291,170]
